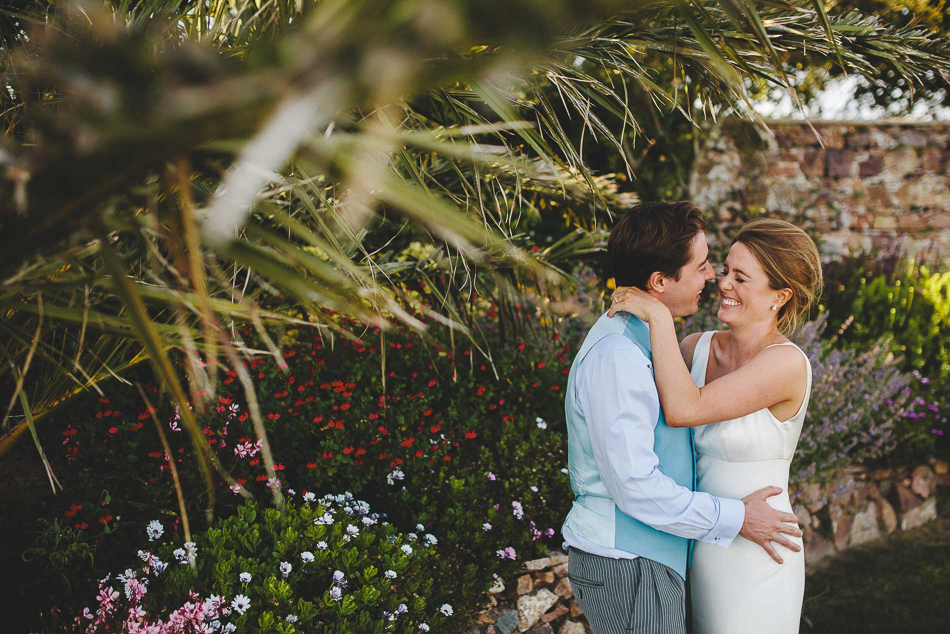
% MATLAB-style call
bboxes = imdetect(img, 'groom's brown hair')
[608,201,706,290]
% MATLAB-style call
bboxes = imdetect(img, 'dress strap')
[763,342,812,422]
[689,331,716,388]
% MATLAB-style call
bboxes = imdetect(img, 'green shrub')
[62,499,451,633]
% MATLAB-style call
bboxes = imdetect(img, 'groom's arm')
[579,337,744,548]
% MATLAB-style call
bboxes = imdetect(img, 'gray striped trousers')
[568,547,687,634]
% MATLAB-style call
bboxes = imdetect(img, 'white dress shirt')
[562,333,745,559]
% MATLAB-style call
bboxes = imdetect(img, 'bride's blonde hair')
[734,219,823,336]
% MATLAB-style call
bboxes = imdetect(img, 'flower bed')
[10,294,948,631]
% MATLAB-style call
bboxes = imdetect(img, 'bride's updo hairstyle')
[733,218,823,336]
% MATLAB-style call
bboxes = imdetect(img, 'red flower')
[430,423,442,434]
[355,448,367,457]
[108,427,118,434]
[272,463,285,471]
[256,474,268,481]
[313,415,323,423]
[444,455,452,462]
[551,385,560,391]
[237,478,247,485]
[75,523,88,530]
[400,437,415,447]
[343,446,355,455]
[390,458,403,467]
[334,421,343,430]
[249,459,260,466]
[322,452,334,459]
[476,386,486,396]
[239,412,249,422]
[340,403,350,410]
[416,450,424,458]
[99,515,114,524]
[423,409,432,417]
[378,453,388,460]
[538,362,545,369]
[428,379,436,387]
[307,462,317,469]
[465,431,477,439]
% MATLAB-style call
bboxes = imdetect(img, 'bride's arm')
[609,291,806,428]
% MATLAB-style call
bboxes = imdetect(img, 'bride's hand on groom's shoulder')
[608,286,668,322]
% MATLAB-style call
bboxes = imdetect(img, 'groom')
[562,201,801,634]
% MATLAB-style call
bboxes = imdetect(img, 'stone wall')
[465,459,948,634]
[689,119,950,257]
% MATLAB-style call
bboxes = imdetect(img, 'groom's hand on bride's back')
[739,486,803,565]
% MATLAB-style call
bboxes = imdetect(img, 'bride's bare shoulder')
[679,331,714,370]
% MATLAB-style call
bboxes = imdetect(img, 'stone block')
[897,213,934,231]
[935,459,949,475]
[897,128,929,148]
[769,161,801,178]
[534,571,555,586]
[554,577,573,600]
[896,483,924,513]
[517,574,535,596]
[558,621,586,634]
[552,563,569,578]
[820,126,846,149]
[518,589,560,632]
[546,551,569,567]
[569,600,583,618]
[527,624,554,634]
[476,604,501,625]
[911,465,936,498]
[524,557,553,571]
[849,500,882,547]
[829,496,853,551]
[486,626,498,634]
[495,609,520,634]
[802,482,826,513]
[490,578,506,594]
[795,505,813,540]
[801,149,826,178]
[872,214,898,231]
[922,147,944,173]
[901,496,938,531]
[540,604,569,624]
[884,148,919,177]
[878,497,898,536]
[859,154,884,178]
[804,532,835,566]
[826,149,855,179]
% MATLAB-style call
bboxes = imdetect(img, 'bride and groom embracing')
[562,201,823,634]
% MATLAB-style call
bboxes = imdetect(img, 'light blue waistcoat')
[562,313,696,580]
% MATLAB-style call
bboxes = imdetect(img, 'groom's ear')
[646,271,667,294]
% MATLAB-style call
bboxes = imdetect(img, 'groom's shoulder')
[583,333,648,366]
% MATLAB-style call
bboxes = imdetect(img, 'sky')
[753,75,950,121]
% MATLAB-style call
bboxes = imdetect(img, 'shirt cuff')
[702,496,745,549]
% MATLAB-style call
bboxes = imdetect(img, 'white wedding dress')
[688,331,810,634]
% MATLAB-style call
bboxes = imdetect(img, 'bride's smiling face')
[716,242,789,327]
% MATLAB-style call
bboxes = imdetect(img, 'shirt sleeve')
[577,336,744,547]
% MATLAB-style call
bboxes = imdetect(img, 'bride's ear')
[774,288,793,309]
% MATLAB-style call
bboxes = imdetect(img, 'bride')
[607,218,822,634]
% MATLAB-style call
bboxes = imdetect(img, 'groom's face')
[653,232,715,318]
